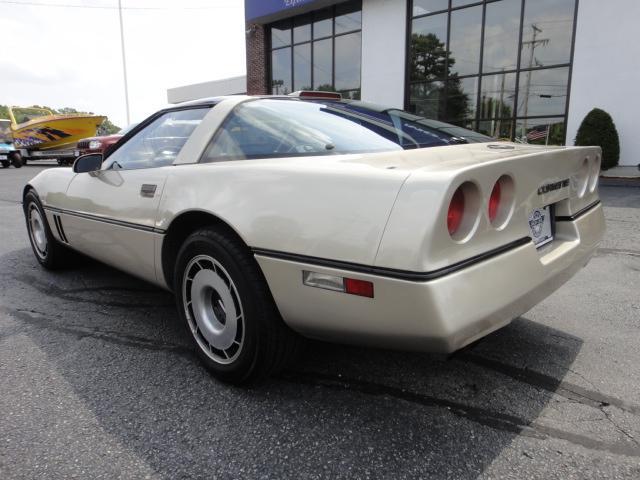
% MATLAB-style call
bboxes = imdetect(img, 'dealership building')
[168,0,638,166]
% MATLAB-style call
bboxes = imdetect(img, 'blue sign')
[245,0,320,22]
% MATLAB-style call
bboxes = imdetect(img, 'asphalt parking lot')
[0,163,639,479]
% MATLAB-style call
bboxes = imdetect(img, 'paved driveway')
[1,163,639,479]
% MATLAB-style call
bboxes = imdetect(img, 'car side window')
[103,108,209,170]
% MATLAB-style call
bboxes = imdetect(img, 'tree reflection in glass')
[409,33,470,124]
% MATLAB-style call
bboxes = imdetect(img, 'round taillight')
[447,187,465,235]
[488,181,501,223]
[488,175,515,229]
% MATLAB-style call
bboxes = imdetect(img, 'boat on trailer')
[8,106,105,151]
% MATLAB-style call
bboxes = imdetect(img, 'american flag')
[526,125,549,141]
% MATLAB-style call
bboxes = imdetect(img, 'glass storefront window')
[271,48,291,95]
[293,15,311,44]
[413,0,448,17]
[449,5,482,77]
[480,72,516,119]
[446,76,478,124]
[451,0,479,8]
[271,20,291,49]
[409,0,577,145]
[269,1,361,99]
[483,0,521,73]
[313,39,333,90]
[335,32,362,93]
[293,44,312,91]
[313,9,333,39]
[517,67,569,117]
[410,13,448,82]
[335,3,361,34]
[520,0,575,68]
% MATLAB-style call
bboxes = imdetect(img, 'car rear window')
[200,98,491,163]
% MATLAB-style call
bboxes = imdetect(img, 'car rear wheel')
[174,227,300,384]
[1,161,9,168]
[24,190,70,269]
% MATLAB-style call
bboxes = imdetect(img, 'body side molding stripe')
[252,237,532,282]
[555,200,601,222]
[43,206,166,234]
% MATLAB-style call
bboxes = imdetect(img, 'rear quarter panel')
[157,156,410,265]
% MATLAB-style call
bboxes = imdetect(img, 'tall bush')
[575,108,620,170]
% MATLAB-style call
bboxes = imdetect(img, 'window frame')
[267,0,363,98]
[405,0,580,144]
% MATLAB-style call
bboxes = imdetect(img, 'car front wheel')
[24,190,69,269]
[174,227,299,384]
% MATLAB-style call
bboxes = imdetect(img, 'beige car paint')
[255,204,604,352]
[26,96,606,352]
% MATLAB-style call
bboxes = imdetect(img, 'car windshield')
[202,98,492,162]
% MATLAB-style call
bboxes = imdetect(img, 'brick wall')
[245,23,269,95]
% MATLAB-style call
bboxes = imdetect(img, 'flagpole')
[545,124,550,145]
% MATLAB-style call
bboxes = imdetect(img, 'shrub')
[575,108,620,170]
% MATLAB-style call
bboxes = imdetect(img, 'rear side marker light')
[344,278,375,298]
[303,271,374,298]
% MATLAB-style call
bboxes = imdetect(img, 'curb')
[599,176,640,187]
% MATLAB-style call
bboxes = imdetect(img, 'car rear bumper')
[255,202,605,353]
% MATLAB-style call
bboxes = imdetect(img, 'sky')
[0,0,246,128]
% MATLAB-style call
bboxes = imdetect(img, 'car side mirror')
[73,153,103,173]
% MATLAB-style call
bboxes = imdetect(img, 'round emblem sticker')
[529,210,545,238]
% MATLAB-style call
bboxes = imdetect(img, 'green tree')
[97,118,121,135]
[575,108,620,170]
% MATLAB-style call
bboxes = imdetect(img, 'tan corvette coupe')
[23,94,605,383]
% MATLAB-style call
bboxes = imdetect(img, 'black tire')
[1,161,9,168]
[174,227,300,384]
[9,152,22,168]
[23,190,71,269]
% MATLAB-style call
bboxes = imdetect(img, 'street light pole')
[118,0,131,124]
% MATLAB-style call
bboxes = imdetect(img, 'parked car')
[0,119,22,168]
[23,93,605,384]
[75,123,138,157]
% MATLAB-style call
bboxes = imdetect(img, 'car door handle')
[140,184,157,198]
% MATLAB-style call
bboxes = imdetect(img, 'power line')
[0,0,236,10]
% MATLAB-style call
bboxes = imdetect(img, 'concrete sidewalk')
[600,165,640,187]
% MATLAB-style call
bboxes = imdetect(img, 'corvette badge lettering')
[538,179,569,195]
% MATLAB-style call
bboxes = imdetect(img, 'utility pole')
[118,0,131,124]
[496,69,506,137]
[521,24,549,138]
